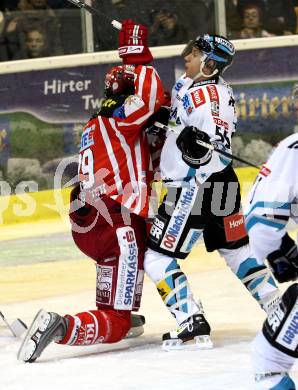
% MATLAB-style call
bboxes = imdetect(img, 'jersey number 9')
[79,148,95,189]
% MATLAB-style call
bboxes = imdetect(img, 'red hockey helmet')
[104,65,135,97]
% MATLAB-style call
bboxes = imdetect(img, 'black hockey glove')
[267,233,298,283]
[70,184,92,217]
[145,106,170,135]
[176,126,212,169]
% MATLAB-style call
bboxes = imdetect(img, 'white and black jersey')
[245,133,298,262]
[160,75,237,186]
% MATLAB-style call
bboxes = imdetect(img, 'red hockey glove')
[118,19,153,65]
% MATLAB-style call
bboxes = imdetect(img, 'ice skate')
[162,313,213,351]
[255,372,296,390]
[17,309,68,363]
[125,313,145,339]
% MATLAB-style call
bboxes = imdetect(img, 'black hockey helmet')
[182,34,235,75]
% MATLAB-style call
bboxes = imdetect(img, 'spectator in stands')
[236,3,275,38]
[236,0,297,35]
[227,0,297,37]
[13,26,50,59]
[4,0,62,59]
[0,11,9,61]
[149,9,187,46]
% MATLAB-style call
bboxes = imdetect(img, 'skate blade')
[17,309,49,363]
[162,335,213,351]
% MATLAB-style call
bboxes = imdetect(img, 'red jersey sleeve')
[115,65,164,137]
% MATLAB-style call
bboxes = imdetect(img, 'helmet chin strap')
[192,58,218,81]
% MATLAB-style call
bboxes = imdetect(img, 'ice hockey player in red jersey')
[17,19,165,363]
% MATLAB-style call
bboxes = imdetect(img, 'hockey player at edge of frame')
[245,85,298,389]
[143,33,282,350]
[17,19,167,363]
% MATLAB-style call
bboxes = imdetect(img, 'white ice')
[1,266,297,390]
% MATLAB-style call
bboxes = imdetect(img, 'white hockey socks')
[144,249,202,325]
[219,245,281,314]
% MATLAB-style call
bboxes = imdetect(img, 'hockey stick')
[66,0,122,30]
[0,311,27,337]
[66,0,259,171]
[154,122,260,170]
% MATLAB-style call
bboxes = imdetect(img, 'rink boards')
[2,166,297,306]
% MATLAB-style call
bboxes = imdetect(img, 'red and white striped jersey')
[78,65,164,218]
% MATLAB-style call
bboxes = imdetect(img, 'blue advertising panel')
[0,45,297,188]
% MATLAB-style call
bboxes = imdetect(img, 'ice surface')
[1,266,297,390]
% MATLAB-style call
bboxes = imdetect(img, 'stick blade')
[11,319,28,337]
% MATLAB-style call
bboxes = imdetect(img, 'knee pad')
[96,226,145,312]
[144,248,175,283]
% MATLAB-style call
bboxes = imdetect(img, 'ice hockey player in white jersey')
[245,133,298,284]
[144,34,281,349]
[252,283,297,390]
[246,89,298,388]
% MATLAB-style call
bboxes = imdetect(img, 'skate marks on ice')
[1,260,297,388]
[6,327,255,363]
[1,321,297,388]
[0,328,263,390]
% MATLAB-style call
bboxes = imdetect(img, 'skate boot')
[17,309,68,363]
[162,313,213,351]
[125,313,145,339]
[255,373,296,390]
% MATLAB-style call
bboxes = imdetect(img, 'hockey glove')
[118,19,153,65]
[267,233,298,283]
[145,106,170,135]
[176,126,212,169]
[70,184,92,217]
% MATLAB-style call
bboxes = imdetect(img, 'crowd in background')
[0,0,81,61]
[0,0,298,62]
[226,0,298,38]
